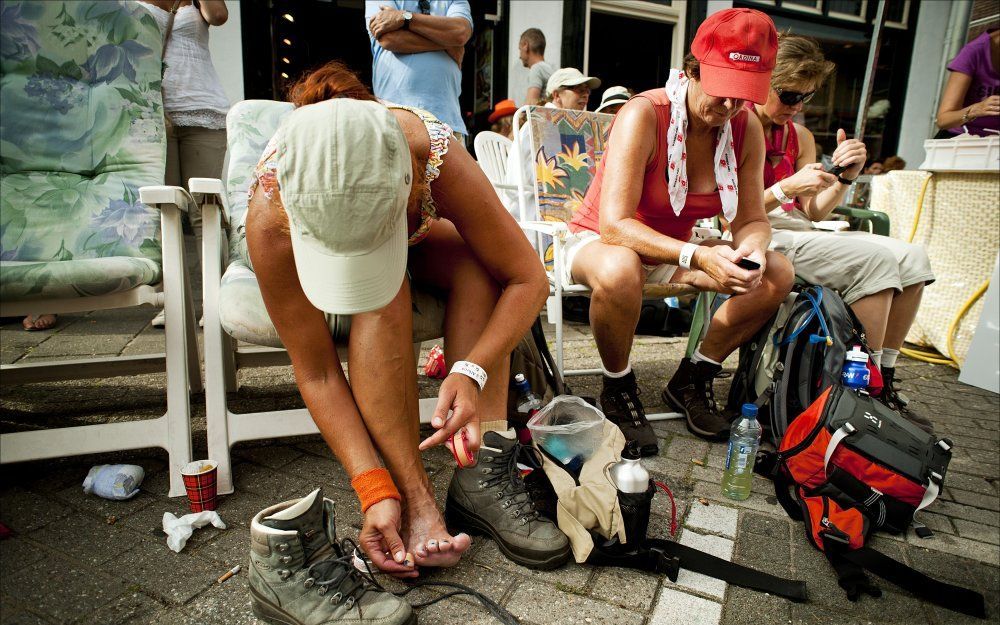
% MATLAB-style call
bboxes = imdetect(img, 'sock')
[870,350,883,368]
[602,363,632,379]
[479,420,508,439]
[690,349,722,367]
[881,348,899,369]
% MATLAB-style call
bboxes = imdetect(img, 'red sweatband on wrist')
[351,467,401,513]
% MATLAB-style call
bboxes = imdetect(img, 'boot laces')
[304,538,376,610]
[691,372,728,414]
[480,442,540,525]
[608,385,647,428]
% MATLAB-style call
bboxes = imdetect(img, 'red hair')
[286,61,377,108]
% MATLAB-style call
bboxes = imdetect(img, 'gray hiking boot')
[249,488,415,625]
[445,430,571,570]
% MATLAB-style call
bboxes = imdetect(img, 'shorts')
[562,230,704,287]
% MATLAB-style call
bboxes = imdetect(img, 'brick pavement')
[1,309,998,625]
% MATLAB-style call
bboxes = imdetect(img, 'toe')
[426,539,440,554]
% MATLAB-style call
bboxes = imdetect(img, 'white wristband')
[450,360,487,391]
[678,243,699,270]
[770,182,792,204]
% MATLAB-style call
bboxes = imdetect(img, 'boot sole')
[250,588,417,625]
[445,497,571,571]
[662,387,728,442]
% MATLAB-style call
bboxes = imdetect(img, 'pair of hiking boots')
[602,361,935,454]
[249,431,571,625]
[600,360,733,453]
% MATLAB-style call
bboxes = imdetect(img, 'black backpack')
[726,285,875,446]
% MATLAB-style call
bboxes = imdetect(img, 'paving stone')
[76,590,169,625]
[952,518,1000,545]
[0,537,47,578]
[420,557,517,607]
[30,512,136,567]
[668,530,734,599]
[905,529,1000,566]
[693,480,785,517]
[416,597,507,625]
[666,436,711,464]
[192,524,251,567]
[472,540,591,592]
[232,443,303,469]
[0,488,73,533]
[0,555,127,622]
[231,462,308,500]
[589,566,660,612]
[649,587,722,625]
[506,580,643,625]
[177,574,259,625]
[686,500,739,538]
[734,534,792,578]
[0,608,53,625]
[279,452,353,493]
[949,487,1000,512]
[789,603,864,625]
[933,500,1000,527]
[110,539,219,605]
[721,584,791,625]
[738,512,792,542]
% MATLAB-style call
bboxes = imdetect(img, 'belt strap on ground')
[842,546,987,618]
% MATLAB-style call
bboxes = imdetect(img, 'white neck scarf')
[664,69,739,222]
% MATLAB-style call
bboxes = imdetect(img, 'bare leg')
[348,278,471,569]
[570,241,645,371]
[693,250,795,361]
[848,289,893,351]
[882,282,924,351]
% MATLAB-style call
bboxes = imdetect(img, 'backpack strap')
[841,546,987,618]
[820,538,883,602]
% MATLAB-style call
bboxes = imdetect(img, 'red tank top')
[753,101,800,211]
[570,88,749,243]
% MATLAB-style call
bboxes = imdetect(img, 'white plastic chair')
[473,131,515,189]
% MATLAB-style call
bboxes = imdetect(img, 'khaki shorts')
[563,230,705,286]
[771,229,935,304]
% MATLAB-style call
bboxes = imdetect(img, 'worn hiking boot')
[879,366,934,434]
[445,430,571,570]
[599,372,659,456]
[249,488,415,625]
[663,359,731,442]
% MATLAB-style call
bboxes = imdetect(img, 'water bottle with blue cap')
[721,403,762,501]
[842,345,871,391]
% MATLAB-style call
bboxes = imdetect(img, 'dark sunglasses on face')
[774,87,815,106]
[418,0,430,14]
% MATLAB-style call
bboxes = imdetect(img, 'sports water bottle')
[721,403,762,501]
[514,373,542,445]
[609,442,651,494]
[610,442,653,546]
[842,345,871,391]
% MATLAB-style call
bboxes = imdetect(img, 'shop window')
[586,10,674,100]
[827,0,867,22]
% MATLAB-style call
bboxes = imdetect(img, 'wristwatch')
[402,11,413,29]
[837,176,854,186]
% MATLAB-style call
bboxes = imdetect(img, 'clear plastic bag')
[528,395,606,464]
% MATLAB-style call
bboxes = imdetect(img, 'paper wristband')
[770,182,792,204]
[350,467,401,513]
[451,360,487,391]
[678,243,699,270]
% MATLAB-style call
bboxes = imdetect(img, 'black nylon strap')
[646,538,809,602]
[843,547,986,618]
[772,472,804,521]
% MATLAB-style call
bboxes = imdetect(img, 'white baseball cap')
[545,67,601,97]
[275,99,412,315]
[595,86,630,113]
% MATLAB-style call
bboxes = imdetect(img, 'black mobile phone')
[737,258,761,270]
[826,164,847,176]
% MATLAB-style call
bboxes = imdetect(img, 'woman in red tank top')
[565,8,795,446]
[751,34,936,432]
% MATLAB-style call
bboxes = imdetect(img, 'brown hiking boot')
[599,371,659,457]
[663,359,731,442]
[879,366,934,434]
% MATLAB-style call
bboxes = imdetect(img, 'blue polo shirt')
[365,1,472,135]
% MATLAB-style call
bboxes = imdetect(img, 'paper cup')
[181,460,218,512]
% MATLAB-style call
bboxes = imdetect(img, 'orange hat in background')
[489,98,517,123]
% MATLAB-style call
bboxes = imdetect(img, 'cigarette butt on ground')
[217,565,241,584]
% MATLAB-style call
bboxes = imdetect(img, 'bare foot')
[400,499,471,569]
[23,314,57,331]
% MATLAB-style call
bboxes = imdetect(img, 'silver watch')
[402,11,413,29]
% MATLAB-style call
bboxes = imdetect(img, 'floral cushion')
[525,107,613,268]
[0,1,166,301]
[0,255,159,301]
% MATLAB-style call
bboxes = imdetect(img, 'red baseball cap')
[691,8,778,104]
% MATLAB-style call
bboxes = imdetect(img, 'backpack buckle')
[650,546,680,581]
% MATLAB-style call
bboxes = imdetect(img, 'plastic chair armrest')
[520,220,568,236]
[833,206,890,237]
[139,185,195,213]
[187,177,229,229]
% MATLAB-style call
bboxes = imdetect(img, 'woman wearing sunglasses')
[749,34,935,433]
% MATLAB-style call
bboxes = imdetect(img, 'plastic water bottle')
[514,373,541,417]
[721,404,762,501]
[842,345,871,391]
[609,442,651,494]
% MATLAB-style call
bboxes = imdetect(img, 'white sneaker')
[151,309,165,328]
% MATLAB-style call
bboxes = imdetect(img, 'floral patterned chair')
[191,100,445,494]
[512,105,709,395]
[0,1,198,497]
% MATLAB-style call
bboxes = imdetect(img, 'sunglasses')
[774,87,816,106]
[418,0,430,14]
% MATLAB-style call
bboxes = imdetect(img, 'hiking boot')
[879,366,934,434]
[599,372,659,457]
[445,430,571,570]
[249,489,415,625]
[663,359,731,442]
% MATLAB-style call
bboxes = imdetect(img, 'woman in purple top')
[936,29,1000,137]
